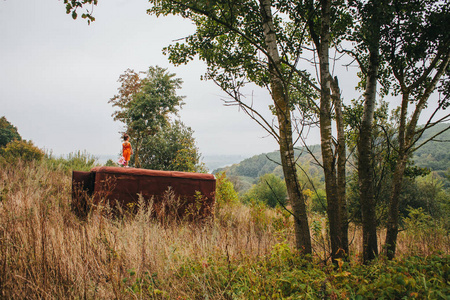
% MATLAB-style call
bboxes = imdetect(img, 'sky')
[0,0,283,159]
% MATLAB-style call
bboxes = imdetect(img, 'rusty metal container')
[72,166,216,220]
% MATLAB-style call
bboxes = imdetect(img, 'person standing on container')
[122,134,133,167]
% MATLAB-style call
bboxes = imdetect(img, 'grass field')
[0,160,448,299]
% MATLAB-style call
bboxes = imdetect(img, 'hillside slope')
[214,123,450,191]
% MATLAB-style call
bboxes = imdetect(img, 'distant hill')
[202,154,249,172]
[214,123,450,192]
[413,123,450,175]
[213,145,323,192]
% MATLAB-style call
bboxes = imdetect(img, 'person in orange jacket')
[122,134,133,167]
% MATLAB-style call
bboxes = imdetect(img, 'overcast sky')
[1,0,284,159]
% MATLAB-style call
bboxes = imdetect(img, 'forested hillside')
[215,123,450,192]
[413,123,450,176]
[213,145,322,194]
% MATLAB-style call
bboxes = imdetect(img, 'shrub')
[242,173,287,208]
[105,158,118,167]
[0,140,44,164]
[215,171,239,207]
[401,207,449,256]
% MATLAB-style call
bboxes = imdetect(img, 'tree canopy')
[0,116,21,148]
[109,66,203,172]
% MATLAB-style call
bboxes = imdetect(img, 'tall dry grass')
[0,161,290,299]
[0,161,448,299]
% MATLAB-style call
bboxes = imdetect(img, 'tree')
[215,171,240,207]
[345,0,391,263]
[302,0,351,261]
[243,173,287,208]
[0,116,21,148]
[342,0,449,262]
[378,0,450,259]
[108,66,204,172]
[137,120,205,172]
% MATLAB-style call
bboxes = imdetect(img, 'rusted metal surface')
[72,166,216,220]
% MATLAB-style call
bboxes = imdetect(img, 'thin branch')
[299,136,323,168]
[214,78,281,142]
[264,179,300,223]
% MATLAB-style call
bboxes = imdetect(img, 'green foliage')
[105,159,117,167]
[136,120,204,172]
[63,0,97,24]
[345,112,449,225]
[122,269,162,298]
[45,150,98,173]
[377,0,450,101]
[173,242,449,299]
[149,0,320,138]
[0,140,44,164]
[347,169,450,226]
[398,173,450,225]
[110,66,184,140]
[310,189,327,214]
[0,116,21,148]
[248,200,270,237]
[243,173,287,208]
[126,66,184,136]
[214,171,239,207]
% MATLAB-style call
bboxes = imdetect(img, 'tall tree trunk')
[259,0,312,254]
[385,153,407,259]
[385,51,450,259]
[358,43,380,263]
[331,77,349,257]
[385,90,409,259]
[315,0,347,262]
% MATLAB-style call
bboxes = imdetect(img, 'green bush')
[0,140,44,164]
[105,159,118,167]
[242,173,287,208]
[402,207,449,256]
[215,171,239,207]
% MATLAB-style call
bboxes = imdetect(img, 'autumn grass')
[0,161,448,299]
